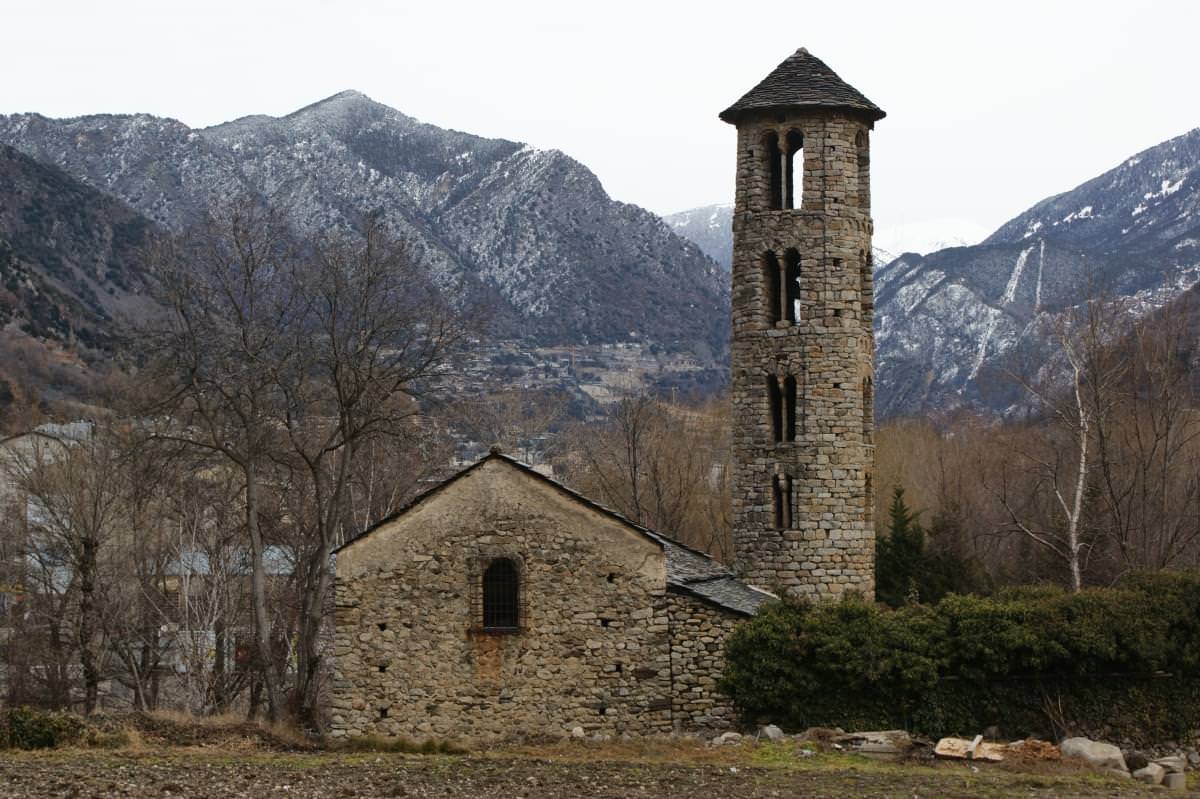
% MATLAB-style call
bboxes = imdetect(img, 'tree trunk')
[244,463,283,722]
[78,536,101,714]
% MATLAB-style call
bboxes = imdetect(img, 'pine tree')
[876,486,926,607]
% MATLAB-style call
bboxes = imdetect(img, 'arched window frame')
[772,473,794,531]
[475,556,522,633]
[765,131,783,210]
[855,129,870,209]
[768,370,800,443]
[767,373,783,443]
[763,250,782,325]
[784,130,804,210]
[784,248,801,323]
[765,129,805,211]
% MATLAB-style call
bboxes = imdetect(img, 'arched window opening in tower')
[784,474,793,528]
[784,248,801,323]
[482,558,519,631]
[863,376,874,442]
[765,132,783,210]
[767,374,783,443]
[772,474,794,530]
[855,130,870,208]
[763,251,782,324]
[772,475,784,530]
[784,130,804,210]
[784,374,798,441]
[860,249,873,320]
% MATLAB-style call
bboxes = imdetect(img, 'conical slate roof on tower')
[719,47,885,123]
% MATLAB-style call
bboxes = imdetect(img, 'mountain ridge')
[0,92,729,359]
[874,126,1200,417]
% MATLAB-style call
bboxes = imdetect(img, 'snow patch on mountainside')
[0,93,730,358]
[876,125,1200,418]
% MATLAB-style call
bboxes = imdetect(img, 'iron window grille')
[482,558,520,631]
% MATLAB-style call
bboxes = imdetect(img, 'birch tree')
[993,298,1126,591]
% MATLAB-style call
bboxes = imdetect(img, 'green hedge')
[720,571,1200,743]
[0,707,85,749]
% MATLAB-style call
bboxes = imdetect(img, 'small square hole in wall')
[378,664,388,674]
[378,707,389,719]
[606,573,616,583]
[598,706,608,716]
[377,622,388,632]
[600,618,612,628]
[615,663,623,674]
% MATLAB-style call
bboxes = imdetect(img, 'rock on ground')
[1132,763,1165,785]
[1061,737,1128,773]
[1153,755,1188,773]
[759,725,785,741]
[1163,772,1188,790]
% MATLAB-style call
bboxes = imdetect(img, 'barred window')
[482,558,520,630]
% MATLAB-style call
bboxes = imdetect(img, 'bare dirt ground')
[0,742,1180,799]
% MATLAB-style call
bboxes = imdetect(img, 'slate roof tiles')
[720,47,885,124]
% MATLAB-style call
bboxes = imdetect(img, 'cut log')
[834,730,914,760]
[935,737,1006,762]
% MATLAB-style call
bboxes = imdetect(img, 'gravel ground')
[0,749,1171,799]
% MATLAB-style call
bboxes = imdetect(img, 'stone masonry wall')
[330,459,747,743]
[730,109,876,599]
[667,594,741,731]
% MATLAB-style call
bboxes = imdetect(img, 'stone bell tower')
[720,48,884,599]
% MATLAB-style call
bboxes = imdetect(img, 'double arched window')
[766,130,804,210]
[762,249,801,325]
[766,372,799,443]
[772,473,794,531]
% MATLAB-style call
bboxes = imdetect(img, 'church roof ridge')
[719,47,885,123]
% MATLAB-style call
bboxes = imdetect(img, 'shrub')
[720,572,1200,743]
[2,707,86,749]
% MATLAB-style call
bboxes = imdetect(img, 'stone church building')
[330,47,883,741]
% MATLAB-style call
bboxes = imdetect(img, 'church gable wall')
[330,460,676,741]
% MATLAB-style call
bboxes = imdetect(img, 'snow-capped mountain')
[875,126,1200,417]
[664,204,734,269]
[0,92,728,359]
[666,127,1200,419]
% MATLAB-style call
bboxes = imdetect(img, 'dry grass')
[114,709,315,751]
[7,714,1171,798]
[0,743,1164,799]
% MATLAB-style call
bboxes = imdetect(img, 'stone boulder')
[1163,772,1187,790]
[759,725,785,742]
[1154,755,1188,774]
[1132,763,1165,785]
[1061,737,1128,773]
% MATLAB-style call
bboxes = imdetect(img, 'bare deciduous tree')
[991,298,1127,591]
[559,390,733,559]
[274,216,468,729]
[140,198,304,721]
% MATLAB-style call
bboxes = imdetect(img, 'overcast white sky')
[5,0,1200,254]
